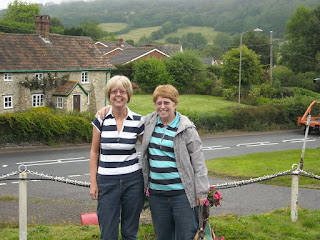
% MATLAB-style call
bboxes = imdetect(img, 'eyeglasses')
[110,89,127,95]
[155,101,172,106]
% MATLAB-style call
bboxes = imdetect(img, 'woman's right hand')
[95,106,111,119]
[90,182,99,200]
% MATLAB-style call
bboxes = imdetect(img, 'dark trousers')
[97,172,144,240]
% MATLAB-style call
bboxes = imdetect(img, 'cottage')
[0,15,116,114]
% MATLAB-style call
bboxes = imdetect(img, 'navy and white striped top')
[92,106,144,179]
[148,113,185,195]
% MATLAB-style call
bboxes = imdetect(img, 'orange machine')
[297,101,320,133]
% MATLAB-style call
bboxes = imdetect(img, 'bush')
[0,107,92,145]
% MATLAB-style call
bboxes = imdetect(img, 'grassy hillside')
[99,23,128,33]
[157,26,219,44]
[98,23,220,44]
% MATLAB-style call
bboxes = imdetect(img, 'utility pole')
[270,31,273,86]
[238,32,243,109]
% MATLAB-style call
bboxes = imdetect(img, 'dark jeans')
[149,193,198,240]
[97,172,144,240]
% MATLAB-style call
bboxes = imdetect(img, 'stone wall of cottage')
[0,71,109,114]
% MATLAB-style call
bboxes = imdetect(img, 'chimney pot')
[34,15,51,41]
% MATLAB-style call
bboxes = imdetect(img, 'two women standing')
[90,76,210,240]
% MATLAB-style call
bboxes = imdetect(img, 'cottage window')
[35,73,44,81]
[32,94,44,107]
[81,71,89,83]
[3,95,13,109]
[57,97,63,109]
[4,73,13,81]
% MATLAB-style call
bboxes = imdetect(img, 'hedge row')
[0,108,92,145]
[0,94,316,144]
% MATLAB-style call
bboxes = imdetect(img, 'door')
[73,94,81,111]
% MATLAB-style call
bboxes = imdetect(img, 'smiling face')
[155,96,176,125]
[109,87,128,109]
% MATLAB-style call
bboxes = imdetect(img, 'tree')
[181,32,208,51]
[214,32,232,54]
[231,31,271,67]
[165,51,205,93]
[280,5,320,73]
[222,45,263,88]
[64,19,106,41]
[3,0,40,24]
[133,58,173,93]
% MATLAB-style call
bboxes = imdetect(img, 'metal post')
[270,31,273,85]
[300,115,311,170]
[19,171,27,240]
[238,32,243,109]
[291,164,299,222]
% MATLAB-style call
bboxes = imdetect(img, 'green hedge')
[0,108,92,145]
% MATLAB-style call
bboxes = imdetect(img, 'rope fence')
[1,167,320,189]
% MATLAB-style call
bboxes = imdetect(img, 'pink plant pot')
[80,212,99,225]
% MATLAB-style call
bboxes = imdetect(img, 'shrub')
[0,107,92,145]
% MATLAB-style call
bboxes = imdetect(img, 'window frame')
[35,73,44,81]
[57,97,63,109]
[4,73,13,82]
[3,95,13,109]
[32,94,44,107]
[81,71,89,84]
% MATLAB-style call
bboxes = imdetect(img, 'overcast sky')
[0,0,83,10]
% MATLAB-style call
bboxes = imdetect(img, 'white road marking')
[282,138,316,143]
[236,142,279,147]
[0,183,7,186]
[2,165,8,167]
[202,145,231,150]
[16,158,89,167]
[68,175,81,178]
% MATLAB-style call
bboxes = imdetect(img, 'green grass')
[98,24,219,43]
[127,94,239,116]
[99,23,128,33]
[157,26,219,44]
[206,148,320,188]
[117,26,162,42]
[1,207,319,239]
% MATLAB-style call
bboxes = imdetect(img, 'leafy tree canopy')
[133,58,173,93]
[280,4,320,73]
[3,0,40,24]
[222,45,263,88]
[165,50,205,93]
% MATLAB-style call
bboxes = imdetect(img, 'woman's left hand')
[196,197,207,206]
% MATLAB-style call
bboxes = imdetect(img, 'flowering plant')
[206,186,222,207]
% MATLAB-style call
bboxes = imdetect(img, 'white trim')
[81,71,89,84]
[35,73,44,81]
[125,49,171,64]
[57,97,63,109]
[3,95,13,109]
[95,41,109,48]
[4,73,13,81]
[32,93,44,107]
[104,47,123,56]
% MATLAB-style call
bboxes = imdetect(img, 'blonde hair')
[105,75,133,103]
[152,85,179,105]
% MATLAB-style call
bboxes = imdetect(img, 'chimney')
[34,15,51,41]
[116,38,124,47]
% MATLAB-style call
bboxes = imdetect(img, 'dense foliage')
[280,4,320,73]
[0,107,93,145]
[31,0,319,39]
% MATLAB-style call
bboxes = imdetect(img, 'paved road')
[0,130,319,224]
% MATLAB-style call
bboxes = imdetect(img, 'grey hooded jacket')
[141,111,210,208]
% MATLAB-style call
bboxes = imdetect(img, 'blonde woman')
[90,75,144,240]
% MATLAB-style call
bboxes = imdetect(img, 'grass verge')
[0,207,319,239]
[206,148,320,188]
